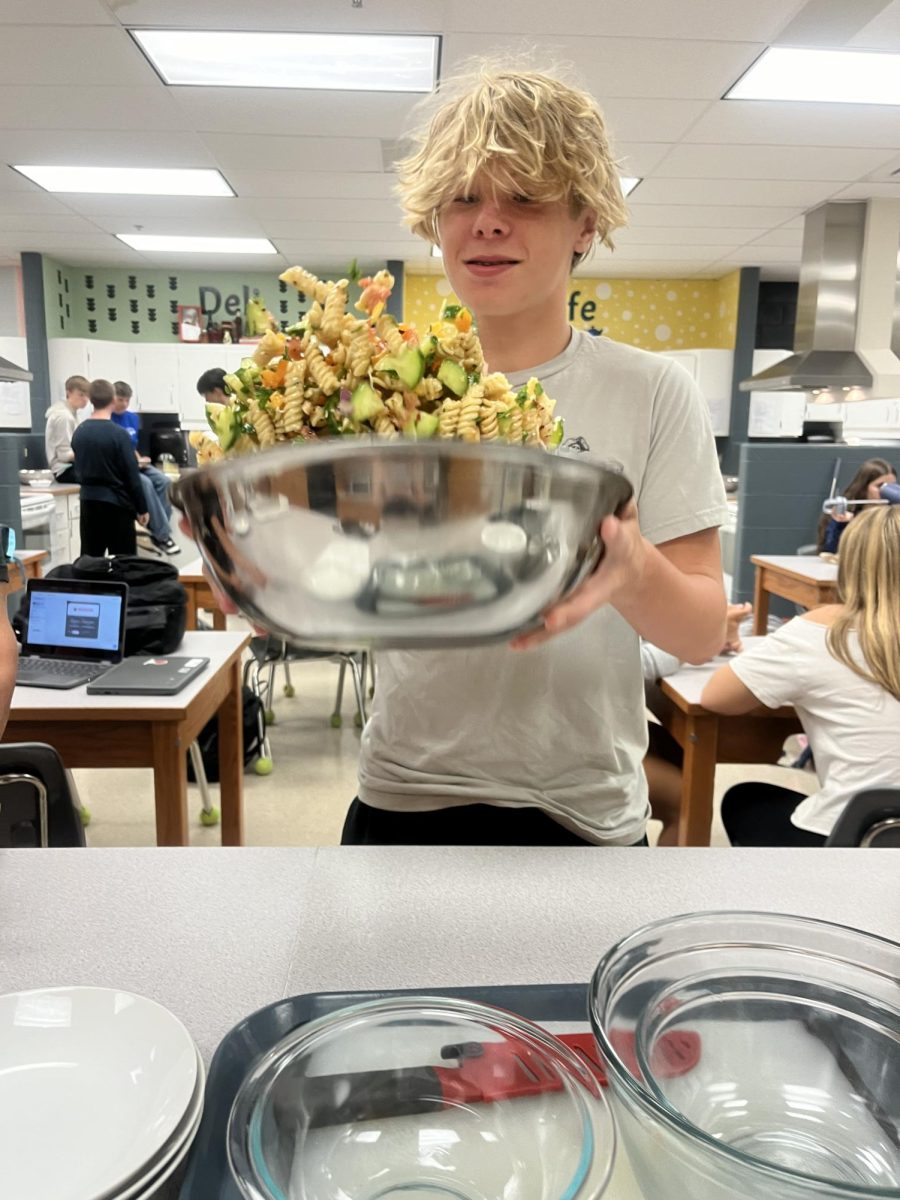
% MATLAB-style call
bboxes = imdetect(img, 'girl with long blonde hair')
[701,506,900,845]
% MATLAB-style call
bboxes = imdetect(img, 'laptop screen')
[24,581,127,662]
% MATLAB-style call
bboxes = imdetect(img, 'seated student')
[71,379,149,557]
[0,532,16,736]
[111,381,180,556]
[45,375,90,483]
[817,457,895,554]
[642,602,752,845]
[701,506,900,846]
[196,367,228,408]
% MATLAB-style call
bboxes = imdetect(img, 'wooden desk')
[751,555,838,635]
[4,631,249,846]
[2,550,47,598]
[652,642,802,846]
[180,558,226,631]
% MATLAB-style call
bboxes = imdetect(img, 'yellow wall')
[404,270,741,350]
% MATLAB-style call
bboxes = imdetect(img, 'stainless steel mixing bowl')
[173,440,633,649]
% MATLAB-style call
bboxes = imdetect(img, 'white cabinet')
[85,339,133,388]
[47,340,90,403]
[659,348,733,436]
[747,350,808,437]
[177,343,246,427]
[132,344,179,412]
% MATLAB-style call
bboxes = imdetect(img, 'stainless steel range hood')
[740,198,900,400]
[0,354,32,383]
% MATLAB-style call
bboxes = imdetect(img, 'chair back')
[0,744,86,848]
[825,788,900,847]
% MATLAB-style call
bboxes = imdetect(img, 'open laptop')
[15,578,128,690]
[87,655,209,696]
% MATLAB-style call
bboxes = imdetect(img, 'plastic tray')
[178,981,589,1199]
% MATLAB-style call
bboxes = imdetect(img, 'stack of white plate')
[0,986,204,1200]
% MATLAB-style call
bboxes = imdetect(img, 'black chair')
[825,788,900,847]
[0,743,86,847]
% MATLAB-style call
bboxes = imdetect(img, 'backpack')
[186,686,265,782]
[14,555,187,656]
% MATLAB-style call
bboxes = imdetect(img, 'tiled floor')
[73,617,817,848]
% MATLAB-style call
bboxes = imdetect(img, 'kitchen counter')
[1,846,895,1067]
[19,482,80,495]
[1,847,895,1200]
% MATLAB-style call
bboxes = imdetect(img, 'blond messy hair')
[395,58,628,256]
[828,506,900,701]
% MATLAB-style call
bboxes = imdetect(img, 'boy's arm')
[0,605,16,737]
[512,502,726,663]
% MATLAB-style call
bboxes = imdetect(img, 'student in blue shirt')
[816,458,895,555]
[112,381,179,556]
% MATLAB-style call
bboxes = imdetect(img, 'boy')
[71,379,148,557]
[344,64,728,846]
[112,381,180,556]
[45,375,89,483]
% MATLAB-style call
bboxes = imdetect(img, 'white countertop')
[1,847,895,1200]
[0,846,895,1068]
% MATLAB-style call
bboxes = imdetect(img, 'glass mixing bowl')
[228,996,616,1200]
[172,440,633,649]
[590,911,900,1200]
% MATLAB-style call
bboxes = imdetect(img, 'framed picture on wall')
[177,305,203,343]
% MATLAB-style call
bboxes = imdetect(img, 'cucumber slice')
[379,346,425,389]
[403,410,440,439]
[351,381,385,423]
[437,359,468,397]
[206,403,241,451]
[549,417,564,447]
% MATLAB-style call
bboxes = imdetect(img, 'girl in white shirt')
[702,506,900,846]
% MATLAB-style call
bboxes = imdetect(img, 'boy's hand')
[721,602,752,654]
[510,500,647,650]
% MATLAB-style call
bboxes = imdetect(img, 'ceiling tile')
[631,178,840,206]
[223,170,398,200]
[653,144,896,181]
[830,182,900,199]
[1,233,120,253]
[266,221,418,242]
[172,87,418,139]
[684,100,900,148]
[241,196,403,223]
[0,191,76,215]
[626,204,804,227]
[707,245,804,264]
[601,242,742,260]
[442,34,763,99]
[744,227,805,246]
[615,225,769,245]
[275,240,427,259]
[0,1,114,22]
[0,27,156,85]
[0,130,215,168]
[0,87,184,132]
[614,144,676,177]
[104,0,807,39]
[55,194,252,219]
[0,213,105,234]
[199,133,384,173]
[592,98,712,142]
[87,212,267,237]
[849,0,900,49]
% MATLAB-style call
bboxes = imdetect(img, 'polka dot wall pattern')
[404,271,741,350]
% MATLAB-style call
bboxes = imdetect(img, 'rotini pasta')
[202,262,563,458]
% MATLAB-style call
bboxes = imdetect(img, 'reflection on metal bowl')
[172,440,633,650]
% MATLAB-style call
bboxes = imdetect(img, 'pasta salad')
[189,266,563,465]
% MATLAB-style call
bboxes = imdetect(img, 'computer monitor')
[138,411,188,465]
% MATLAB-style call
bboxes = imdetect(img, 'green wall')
[41,257,366,342]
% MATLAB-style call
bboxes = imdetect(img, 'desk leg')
[212,610,227,632]
[677,713,718,846]
[185,588,198,631]
[218,657,245,846]
[152,723,189,846]
[752,570,769,636]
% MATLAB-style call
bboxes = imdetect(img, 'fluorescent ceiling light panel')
[12,165,233,196]
[620,177,641,197]
[132,29,440,92]
[725,47,900,104]
[117,234,276,254]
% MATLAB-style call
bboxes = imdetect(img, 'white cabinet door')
[177,343,245,426]
[132,344,179,412]
[47,339,90,404]
[747,350,807,438]
[85,340,135,388]
[659,349,733,436]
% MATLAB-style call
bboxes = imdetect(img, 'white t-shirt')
[358,330,729,844]
[730,617,900,836]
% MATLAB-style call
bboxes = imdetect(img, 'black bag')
[187,686,265,782]
[14,555,187,656]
